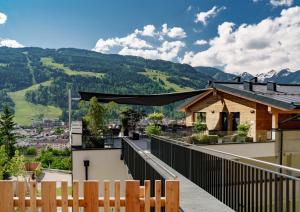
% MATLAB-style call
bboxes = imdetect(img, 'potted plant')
[193,121,207,135]
[120,109,144,140]
[237,123,251,143]
[146,112,164,137]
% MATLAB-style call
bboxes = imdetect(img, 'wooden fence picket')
[30,181,37,212]
[84,181,99,212]
[103,180,110,212]
[114,180,121,212]
[61,181,68,212]
[72,181,79,212]
[0,179,179,211]
[144,180,151,212]
[125,180,140,212]
[165,180,179,212]
[155,180,162,212]
[18,181,26,212]
[0,181,13,212]
[41,181,57,212]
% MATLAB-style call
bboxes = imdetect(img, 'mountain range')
[0,47,299,126]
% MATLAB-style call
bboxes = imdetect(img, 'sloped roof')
[180,81,300,111]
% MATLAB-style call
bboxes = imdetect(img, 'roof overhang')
[79,89,209,106]
[213,83,297,111]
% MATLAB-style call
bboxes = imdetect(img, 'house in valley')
[179,78,300,143]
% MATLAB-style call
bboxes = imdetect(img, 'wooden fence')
[0,180,179,212]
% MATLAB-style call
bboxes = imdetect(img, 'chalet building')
[179,79,300,142]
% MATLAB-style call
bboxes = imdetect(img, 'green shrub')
[147,112,164,122]
[145,124,161,136]
[237,123,251,137]
[193,121,207,133]
[188,134,218,144]
[26,147,37,156]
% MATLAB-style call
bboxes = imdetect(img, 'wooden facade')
[182,90,300,142]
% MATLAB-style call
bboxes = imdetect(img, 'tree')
[120,109,144,132]
[83,97,107,136]
[26,147,37,156]
[146,112,164,136]
[0,145,8,180]
[0,105,16,159]
[54,127,64,135]
[8,150,25,180]
[147,112,164,125]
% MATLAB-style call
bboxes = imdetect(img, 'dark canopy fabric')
[79,89,209,106]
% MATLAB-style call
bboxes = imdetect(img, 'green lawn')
[140,69,193,92]
[41,57,105,78]
[8,81,62,126]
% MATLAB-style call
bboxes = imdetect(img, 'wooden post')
[165,180,179,212]
[84,181,99,212]
[41,181,57,212]
[125,180,140,212]
[0,181,13,212]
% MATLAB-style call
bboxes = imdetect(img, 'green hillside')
[0,47,213,125]
[8,81,62,126]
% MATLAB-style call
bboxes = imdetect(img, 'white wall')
[201,142,276,158]
[72,149,131,196]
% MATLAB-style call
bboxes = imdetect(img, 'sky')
[1,0,300,74]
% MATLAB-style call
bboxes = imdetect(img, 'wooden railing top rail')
[0,180,179,212]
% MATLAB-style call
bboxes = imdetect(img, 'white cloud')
[194,39,208,46]
[195,6,226,25]
[93,33,152,53]
[270,0,293,7]
[0,12,7,24]
[93,24,186,61]
[161,24,186,39]
[119,41,185,61]
[182,6,300,75]
[0,39,24,48]
[135,24,156,37]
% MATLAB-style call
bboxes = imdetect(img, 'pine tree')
[0,105,16,159]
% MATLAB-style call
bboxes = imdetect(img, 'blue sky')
[1,0,300,74]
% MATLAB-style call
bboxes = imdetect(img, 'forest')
[0,47,220,123]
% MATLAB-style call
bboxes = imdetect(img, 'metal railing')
[151,135,300,212]
[121,137,177,197]
[82,134,121,148]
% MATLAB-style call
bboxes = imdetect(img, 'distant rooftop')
[211,81,300,110]
[179,80,300,111]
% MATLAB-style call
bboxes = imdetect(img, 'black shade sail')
[79,89,209,106]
